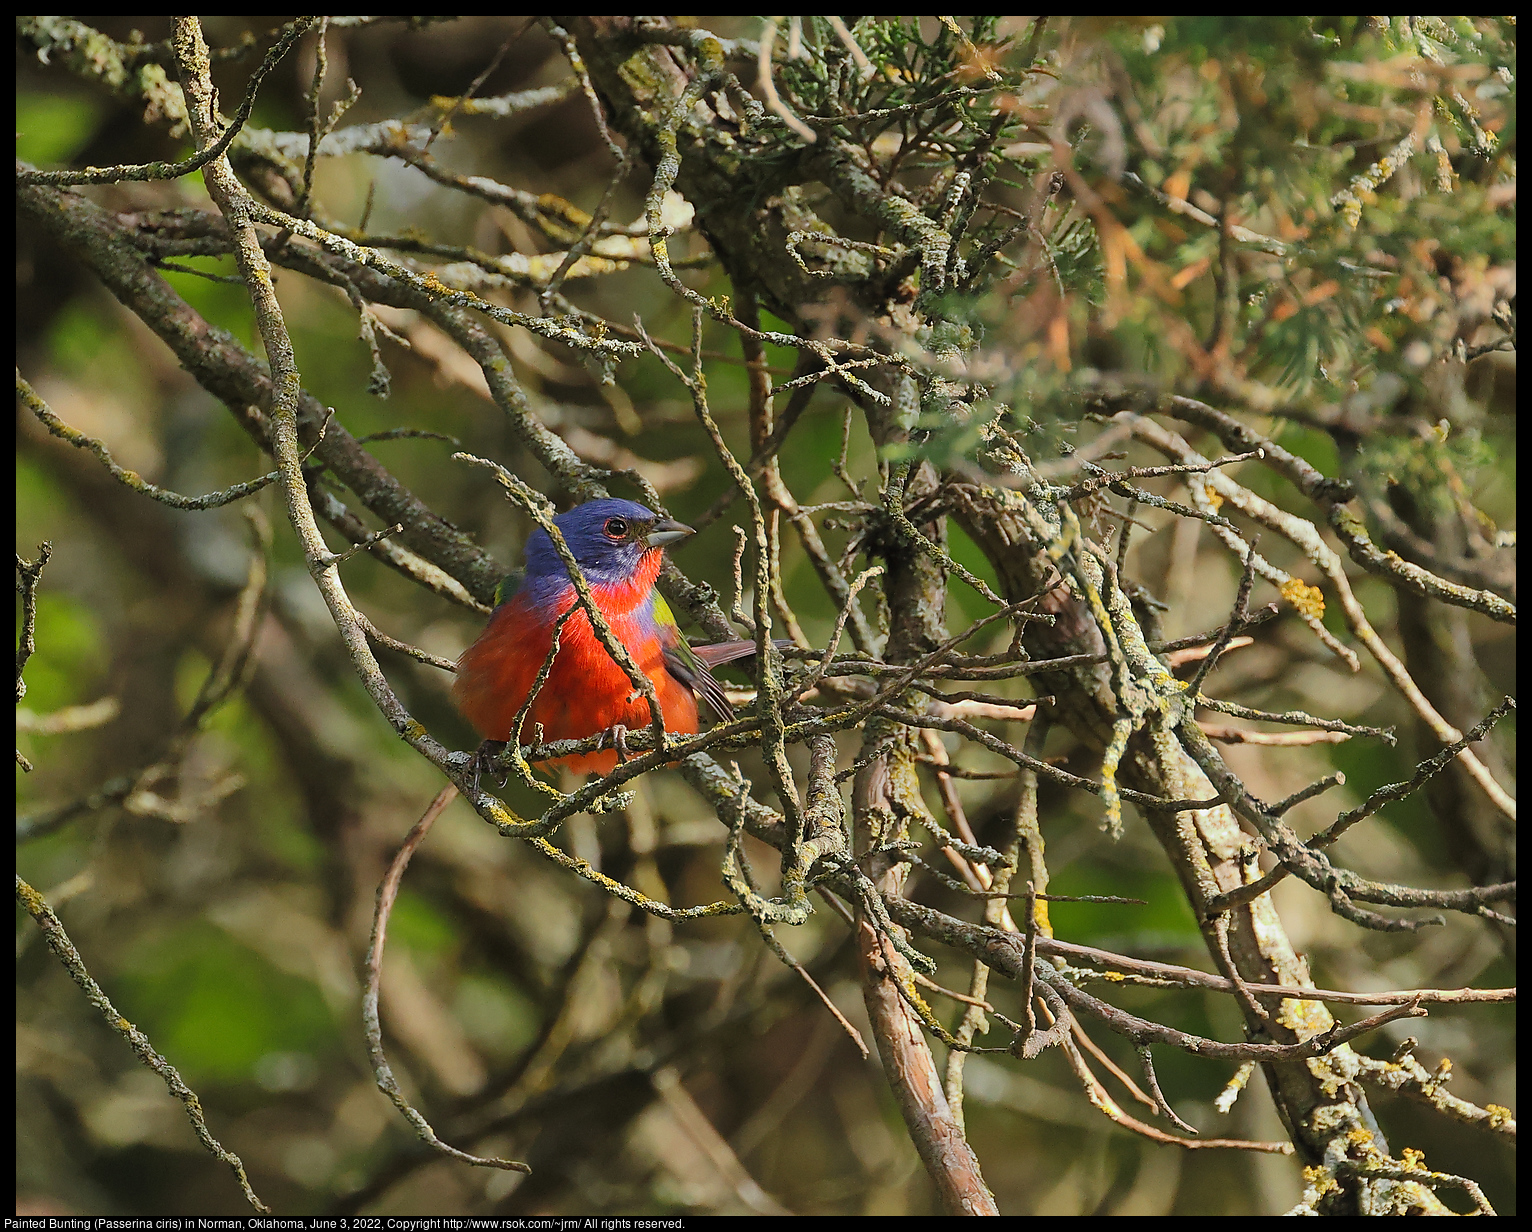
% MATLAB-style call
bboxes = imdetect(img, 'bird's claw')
[468,739,509,794]
[599,724,631,764]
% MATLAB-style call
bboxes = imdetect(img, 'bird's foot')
[598,724,631,764]
[467,739,509,794]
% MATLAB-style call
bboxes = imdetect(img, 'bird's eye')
[603,517,629,539]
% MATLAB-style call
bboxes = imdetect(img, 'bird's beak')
[645,517,695,549]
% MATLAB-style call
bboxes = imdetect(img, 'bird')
[453,498,761,777]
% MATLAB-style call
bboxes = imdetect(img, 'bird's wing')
[663,637,734,722]
[651,593,733,721]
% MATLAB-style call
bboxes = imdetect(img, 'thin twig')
[17,876,272,1210]
[363,785,532,1174]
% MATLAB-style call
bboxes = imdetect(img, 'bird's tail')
[691,637,796,668]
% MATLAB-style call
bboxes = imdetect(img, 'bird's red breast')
[452,546,698,774]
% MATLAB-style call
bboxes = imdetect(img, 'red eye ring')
[603,517,629,539]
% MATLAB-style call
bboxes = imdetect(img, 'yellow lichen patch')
[1280,577,1326,620]
[1203,482,1224,512]
[1301,1164,1339,1193]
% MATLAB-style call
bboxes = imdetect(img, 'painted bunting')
[454,498,758,776]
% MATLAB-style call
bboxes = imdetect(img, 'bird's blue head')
[523,498,693,588]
